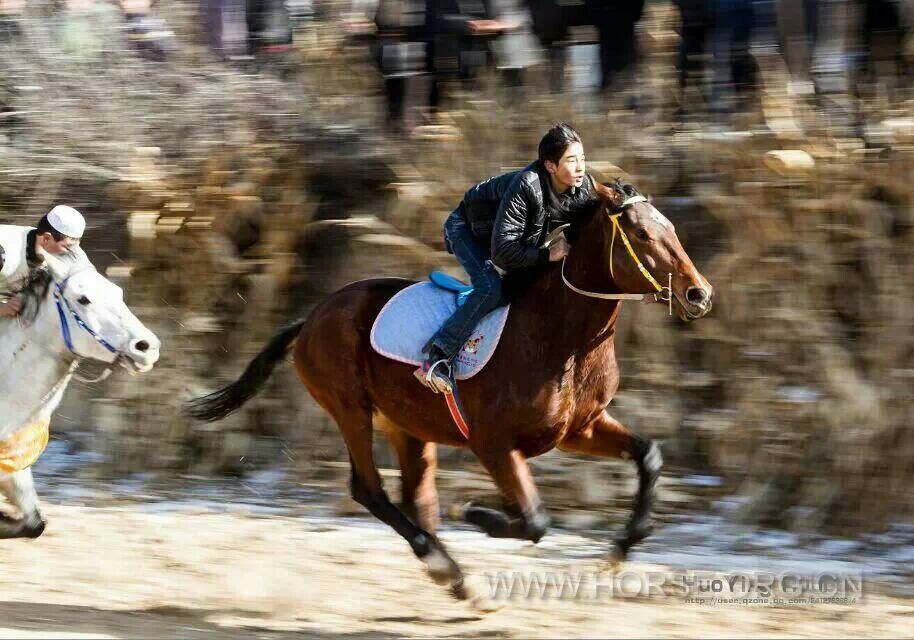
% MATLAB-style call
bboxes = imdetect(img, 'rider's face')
[545,142,586,193]
[38,232,80,255]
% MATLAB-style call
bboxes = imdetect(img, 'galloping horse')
[0,266,161,538]
[187,180,713,605]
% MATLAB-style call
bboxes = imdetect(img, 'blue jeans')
[428,208,506,359]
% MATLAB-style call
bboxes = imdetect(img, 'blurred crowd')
[344,0,913,136]
[0,1,910,137]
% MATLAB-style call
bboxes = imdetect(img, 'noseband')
[561,194,672,312]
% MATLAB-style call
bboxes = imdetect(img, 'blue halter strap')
[54,277,117,355]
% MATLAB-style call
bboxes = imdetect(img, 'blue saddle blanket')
[370,272,510,380]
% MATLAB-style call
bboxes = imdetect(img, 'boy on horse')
[416,121,598,392]
[0,205,89,319]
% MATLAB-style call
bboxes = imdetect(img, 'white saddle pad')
[370,282,510,380]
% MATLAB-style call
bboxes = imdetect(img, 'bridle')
[53,274,116,382]
[561,194,673,313]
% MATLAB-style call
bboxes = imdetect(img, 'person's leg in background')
[728,0,758,101]
[675,0,714,117]
[385,76,408,133]
[709,0,759,121]
[596,0,646,94]
[0,0,23,43]
[489,0,543,102]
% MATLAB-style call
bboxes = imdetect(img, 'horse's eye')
[77,296,91,306]
[636,229,650,241]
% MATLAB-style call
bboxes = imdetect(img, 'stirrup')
[414,358,453,394]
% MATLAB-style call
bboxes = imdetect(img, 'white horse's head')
[53,268,160,373]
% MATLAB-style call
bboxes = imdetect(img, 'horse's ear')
[594,182,624,210]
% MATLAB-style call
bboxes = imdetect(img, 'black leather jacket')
[460,161,597,271]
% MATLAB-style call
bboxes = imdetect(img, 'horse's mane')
[591,178,643,212]
[18,267,53,327]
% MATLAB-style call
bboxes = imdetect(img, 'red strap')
[444,391,470,439]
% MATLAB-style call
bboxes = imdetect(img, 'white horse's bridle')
[52,274,117,383]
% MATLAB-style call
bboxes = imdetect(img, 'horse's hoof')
[0,513,21,539]
[602,544,627,572]
[22,515,46,538]
[470,594,504,614]
[452,576,504,613]
[447,501,471,521]
[0,513,45,540]
[422,547,459,585]
[428,568,452,585]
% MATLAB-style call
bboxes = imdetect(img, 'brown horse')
[187,179,713,607]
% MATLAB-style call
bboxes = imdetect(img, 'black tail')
[185,319,306,422]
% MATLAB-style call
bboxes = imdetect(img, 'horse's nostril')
[686,287,708,305]
[134,340,150,353]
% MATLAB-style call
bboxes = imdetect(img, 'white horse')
[0,266,160,538]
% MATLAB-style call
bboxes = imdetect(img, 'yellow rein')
[608,204,664,294]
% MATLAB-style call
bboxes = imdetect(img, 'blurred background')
[1,0,913,628]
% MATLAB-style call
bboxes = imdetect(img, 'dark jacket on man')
[459,161,598,272]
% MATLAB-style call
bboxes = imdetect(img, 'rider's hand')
[466,19,506,35]
[0,298,23,318]
[548,236,570,262]
[343,19,375,36]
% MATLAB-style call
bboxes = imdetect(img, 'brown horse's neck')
[519,210,622,354]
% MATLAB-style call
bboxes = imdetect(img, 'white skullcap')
[46,205,86,239]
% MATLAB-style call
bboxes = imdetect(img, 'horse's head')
[588,179,713,321]
[54,268,161,373]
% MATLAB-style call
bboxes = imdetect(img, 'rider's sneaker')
[414,345,453,394]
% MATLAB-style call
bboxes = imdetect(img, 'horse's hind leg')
[0,468,46,539]
[464,449,550,543]
[558,410,662,562]
[384,425,440,533]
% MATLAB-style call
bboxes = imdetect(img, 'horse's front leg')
[0,467,46,539]
[558,410,662,562]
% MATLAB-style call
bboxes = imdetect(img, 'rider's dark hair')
[36,214,66,241]
[538,122,583,166]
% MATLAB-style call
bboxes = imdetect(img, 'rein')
[561,194,673,314]
[9,359,80,428]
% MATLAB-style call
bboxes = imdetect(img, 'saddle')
[369,271,510,381]
[428,271,473,306]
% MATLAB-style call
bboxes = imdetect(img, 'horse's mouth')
[119,355,155,375]
[672,293,712,322]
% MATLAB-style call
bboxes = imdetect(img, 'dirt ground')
[0,503,911,639]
